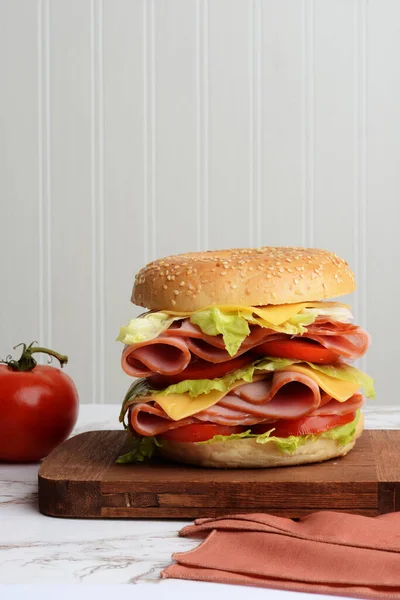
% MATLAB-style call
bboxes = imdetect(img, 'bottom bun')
[158,413,364,469]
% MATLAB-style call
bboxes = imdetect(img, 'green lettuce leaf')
[199,411,360,455]
[117,312,183,345]
[149,357,375,400]
[118,411,360,464]
[152,365,256,398]
[309,363,375,400]
[117,305,353,351]
[119,378,151,427]
[190,308,250,356]
[115,435,163,464]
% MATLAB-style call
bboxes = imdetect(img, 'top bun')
[132,246,356,312]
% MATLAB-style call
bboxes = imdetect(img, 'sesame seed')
[322,282,327,289]
[174,290,179,296]
[188,283,194,290]
[266,273,272,279]
[171,275,175,280]
[163,284,168,290]
[221,271,227,276]
[186,290,192,296]
[257,265,263,271]
[278,267,284,273]
[179,281,185,287]
[171,299,176,306]
[271,292,277,298]
[294,278,299,284]
[231,284,237,289]
[167,275,172,281]
[268,266,274,271]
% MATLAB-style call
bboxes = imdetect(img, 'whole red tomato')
[0,342,79,462]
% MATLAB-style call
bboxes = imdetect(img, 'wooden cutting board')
[38,430,400,519]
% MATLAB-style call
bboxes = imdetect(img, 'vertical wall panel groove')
[143,0,149,264]
[360,0,368,372]
[37,0,44,349]
[203,0,209,251]
[248,0,254,248]
[143,0,157,263]
[37,0,52,356]
[202,0,209,251]
[195,0,209,251]
[249,0,262,248]
[302,0,315,248]
[90,0,105,403]
[97,0,105,403]
[150,0,157,261]
[353,0,368,372]
[196,0,202,250]
[90,0,97,404]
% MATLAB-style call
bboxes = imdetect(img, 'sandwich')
[117,247,374,468]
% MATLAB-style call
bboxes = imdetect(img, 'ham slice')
[121,336,191,377]
[130,371,323,434]
[313,393,364,416]
[304,318,371,360]
[130,403,197,436]
[122,318,370,378]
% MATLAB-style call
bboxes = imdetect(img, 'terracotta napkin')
[162,511,400,599]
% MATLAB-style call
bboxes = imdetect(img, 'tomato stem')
[0,342,68,372]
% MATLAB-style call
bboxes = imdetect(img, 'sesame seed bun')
[132,247,356,311]
[158,412,364,469]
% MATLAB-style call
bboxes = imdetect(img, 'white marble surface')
[1,405,399,594]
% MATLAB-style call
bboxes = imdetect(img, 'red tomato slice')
[158,424,247,443]
[147,355,253,387]
[255,338,340,364]
[251,412,356,438]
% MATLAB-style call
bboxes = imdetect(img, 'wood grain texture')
[38,430,400,519]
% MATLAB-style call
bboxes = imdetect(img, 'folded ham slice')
[129,371,360,436]
[122,317,370,378]
[313,393,364,416]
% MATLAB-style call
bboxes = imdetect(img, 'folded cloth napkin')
[162,511,400,599]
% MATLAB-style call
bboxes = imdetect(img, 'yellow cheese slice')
[153,366,359,421]
[155,379,253,421]
[156,389,227,421]
[166,301,348,326]
[280,365,360,402]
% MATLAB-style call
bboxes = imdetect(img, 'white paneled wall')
[1,0,400,405]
